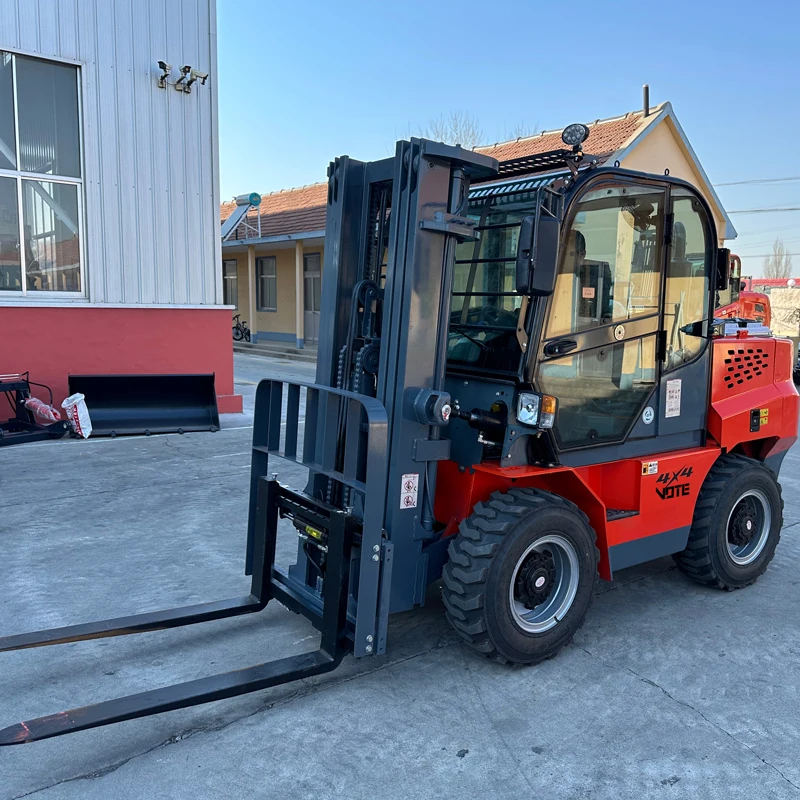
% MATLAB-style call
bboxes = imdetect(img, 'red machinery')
[716,255,771,325]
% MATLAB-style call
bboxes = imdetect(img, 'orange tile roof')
[475,111,644,163]
[221,183,328,241]
[222,108,654,241]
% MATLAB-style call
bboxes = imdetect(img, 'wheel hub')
[729,499,758,548]
[515,550,556,609]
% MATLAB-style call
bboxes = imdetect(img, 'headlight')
[517,393,539,426]
[516,392,557,429]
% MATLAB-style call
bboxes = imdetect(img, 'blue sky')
[217,0,800,277]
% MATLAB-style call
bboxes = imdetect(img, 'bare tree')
[421,111,484,150]
[763,238,793,279]
[504,121,540,140]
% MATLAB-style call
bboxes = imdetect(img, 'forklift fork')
[0,478,354,745]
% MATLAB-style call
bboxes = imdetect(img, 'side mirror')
[715,247,730,291]
[515,215,534,294]
[531,214,560,297]
[514,214,560,297]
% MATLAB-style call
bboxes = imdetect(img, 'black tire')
[233,326,244,341]
[674,454,783,590]
[442,488,598,665]
[244,330,251,342]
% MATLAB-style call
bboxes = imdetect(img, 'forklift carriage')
[2,128,797,744]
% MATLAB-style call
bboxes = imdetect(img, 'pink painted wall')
[0,306,242,416]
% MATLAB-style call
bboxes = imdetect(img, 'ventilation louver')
[723,347,769,390]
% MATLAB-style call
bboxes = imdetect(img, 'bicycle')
[232,313,251,342]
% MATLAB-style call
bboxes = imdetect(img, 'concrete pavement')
[2,354,799,799]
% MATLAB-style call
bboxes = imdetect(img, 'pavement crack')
[8,637,459,799]
[575,645,800,793]
[461,650,536,792]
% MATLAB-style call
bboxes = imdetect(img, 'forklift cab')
[445,167,718,467]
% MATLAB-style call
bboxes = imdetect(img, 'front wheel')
[232,326,244,341]
[442,488,598,664]
[674,454,783,590]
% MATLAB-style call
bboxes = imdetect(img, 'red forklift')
[1,124,797,744]
[715,254,771,325]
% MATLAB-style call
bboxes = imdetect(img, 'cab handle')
[543,339,578,358]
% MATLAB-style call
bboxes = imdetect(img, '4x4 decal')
[655,465,693,500]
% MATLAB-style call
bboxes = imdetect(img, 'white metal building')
[0,0,240,413]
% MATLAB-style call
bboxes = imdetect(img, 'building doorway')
[303,252,321,343]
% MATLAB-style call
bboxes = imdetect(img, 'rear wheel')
[442,488,598,664]
[674,454,783,590]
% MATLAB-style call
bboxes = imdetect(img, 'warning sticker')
[400,473,419,509]
[760,408,769,425]
[665,379,682,418]
[642,461,659,476]
[582,287,595,299]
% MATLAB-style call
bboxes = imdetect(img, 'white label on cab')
[665,379,682,418]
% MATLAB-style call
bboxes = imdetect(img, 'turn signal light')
[540,395,557,429]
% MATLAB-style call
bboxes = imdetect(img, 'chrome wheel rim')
[509,535,580,633]
[726,488,771,566]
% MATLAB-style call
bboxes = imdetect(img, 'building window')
[0,52,83,296]
[256,256,277,311]
[222,259,238,308]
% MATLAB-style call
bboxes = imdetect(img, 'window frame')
[303,252,321,314]
[222,258,238,309]
[256,255,277,312]
[0,50,86,299]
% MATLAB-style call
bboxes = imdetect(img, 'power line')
[728,207,800,214]
[736,253,800,258]
[715,176,800,187]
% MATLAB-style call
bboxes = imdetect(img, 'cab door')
[535,180,666,453]
[656,187,713,442]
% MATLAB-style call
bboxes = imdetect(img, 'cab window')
[546,184,664,339]
[664,188,711,370]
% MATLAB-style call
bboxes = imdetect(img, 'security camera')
[175,65,192,90]
[184,68,209,93]
[157,60,172,88]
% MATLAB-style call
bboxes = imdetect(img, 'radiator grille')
[723,347,769,390]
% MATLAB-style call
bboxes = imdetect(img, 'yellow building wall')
[620,118,727,245]
[225,245,324,342]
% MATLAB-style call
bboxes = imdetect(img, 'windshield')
[447,186,539,373]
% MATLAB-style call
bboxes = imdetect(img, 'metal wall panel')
[0,0,222,307]
[0,2,20,49]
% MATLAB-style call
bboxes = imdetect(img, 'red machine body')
[435,335,799,581]
[716,291,771,326]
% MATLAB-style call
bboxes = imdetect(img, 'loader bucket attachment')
[67,373,220,436]
[0,379,389,745]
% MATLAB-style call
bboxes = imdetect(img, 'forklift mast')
[299,141,497,613]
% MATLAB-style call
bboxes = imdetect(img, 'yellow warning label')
[642,461,659,476]
[760,408,769,425]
